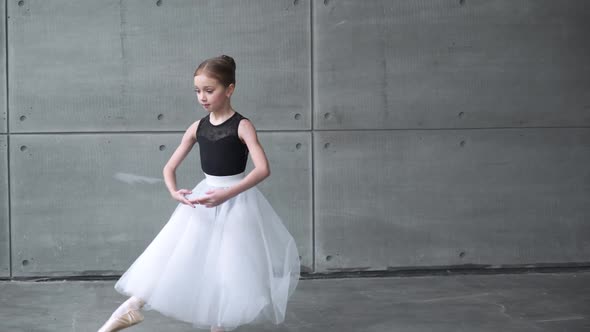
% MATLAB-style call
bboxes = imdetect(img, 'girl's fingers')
[187,197,203,205]
[182,194,216,207]
[181,198,195,208]
[193,196,210,204]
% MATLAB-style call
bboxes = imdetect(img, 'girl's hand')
[171,189,196,208]
[190,188,230,208]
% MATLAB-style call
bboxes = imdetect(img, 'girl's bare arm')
[163,120,200,196]
[223,119,270,199]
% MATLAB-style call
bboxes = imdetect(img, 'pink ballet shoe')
[97,309,144,332]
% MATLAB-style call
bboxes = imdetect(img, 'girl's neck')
[209,107,235,123]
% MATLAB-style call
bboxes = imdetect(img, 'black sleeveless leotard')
[196,111,249,176]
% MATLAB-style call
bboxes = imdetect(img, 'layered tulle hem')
[113,172,300,330]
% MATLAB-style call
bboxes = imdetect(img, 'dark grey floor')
[1,271,589,332]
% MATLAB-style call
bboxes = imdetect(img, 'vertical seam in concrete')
[4,0,11,277]
[309,0,315,273]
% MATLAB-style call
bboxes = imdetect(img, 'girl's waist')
[204,172,245,187]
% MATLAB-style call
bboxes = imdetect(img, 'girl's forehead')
[194,74,220,87]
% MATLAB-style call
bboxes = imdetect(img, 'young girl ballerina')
[97,54,301,332]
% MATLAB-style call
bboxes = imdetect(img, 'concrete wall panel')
[9,131,311,276]
[314,129,590,272]
[8,0,310,132]
[246,132,312,272]
[0,135,8,276]
[10,133,198,276]
[313,0,590,129]
[0,1,6,133]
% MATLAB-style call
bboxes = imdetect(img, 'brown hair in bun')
[194,54,236,87]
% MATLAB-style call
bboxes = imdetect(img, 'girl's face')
[193,74,234,112]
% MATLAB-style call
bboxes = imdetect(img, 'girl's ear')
[225,83,235,98]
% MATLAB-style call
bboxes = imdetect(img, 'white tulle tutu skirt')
[114,172,301,331]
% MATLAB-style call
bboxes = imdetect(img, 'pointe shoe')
[97,309,144,332]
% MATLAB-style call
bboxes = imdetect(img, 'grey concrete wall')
[1,0,589,277]
[312,0,590,272]
[9,133,311,277]
[8,0,310,132]
[314,129,590,271]
[4,0,311,277]
[314,0,590,129]
[1,0,8,276]
[10,134,199,276]
[0,0,5,134]
[0,136,8,277]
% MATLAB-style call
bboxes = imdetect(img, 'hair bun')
[219,54,236,70]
